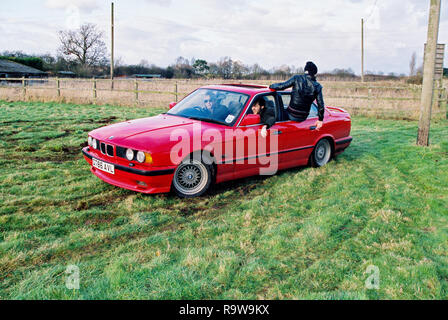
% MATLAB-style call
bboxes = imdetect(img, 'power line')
[365,0,379,22]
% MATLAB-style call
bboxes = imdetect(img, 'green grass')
[1,100,447,300]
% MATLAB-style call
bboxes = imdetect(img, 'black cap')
[304,61,318,76]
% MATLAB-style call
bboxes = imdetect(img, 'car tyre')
[310,138,332,167]
[172,156,213,198]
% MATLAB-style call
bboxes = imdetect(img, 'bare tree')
[231,60,248,79]
[217,57,233,79]
[409,52,417,76]
[139,59,150,68]
[58,23,108,66]
[172,56,194,78]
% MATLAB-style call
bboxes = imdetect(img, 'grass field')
[1,100,447,300]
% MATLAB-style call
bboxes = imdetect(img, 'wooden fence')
[0,77,447,120]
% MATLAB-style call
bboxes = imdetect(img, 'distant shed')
[57,71,77,78]
[131,74,161,79]
[0,59,48,78]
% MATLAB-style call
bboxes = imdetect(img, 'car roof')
[200,84,272,95]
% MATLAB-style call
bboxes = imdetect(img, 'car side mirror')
[240,114,260,126]
[169,102,177,109]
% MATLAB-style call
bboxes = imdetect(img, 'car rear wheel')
[311,139,332,167]
[172,157,212,198]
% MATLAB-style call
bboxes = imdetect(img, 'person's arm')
[316,87,325,122]
[262,108,276,129]
[314,86,325,130]
[260,108,276,138]
[269,76,295,91]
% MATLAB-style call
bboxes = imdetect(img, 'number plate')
[92,158,115,174]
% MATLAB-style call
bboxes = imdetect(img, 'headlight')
[92,139,97,149]
[126,148,134,161]
[136,151,145,163]
[88,136,92,146]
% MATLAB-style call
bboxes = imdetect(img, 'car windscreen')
[166,89,250,126]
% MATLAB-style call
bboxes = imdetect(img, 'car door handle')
[271,130,282,135]
[309,126,316,130]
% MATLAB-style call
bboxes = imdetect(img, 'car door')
[271,92,318,168]
[232,93,278,178]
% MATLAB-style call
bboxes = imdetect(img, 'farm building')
[57,71,77,78]
[131,74,161,79]
[0,59,47,78]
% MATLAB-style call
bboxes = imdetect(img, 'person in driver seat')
[201,93,230,122]
[252,97,275,138]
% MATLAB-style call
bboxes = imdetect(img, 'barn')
[0,59,47,79]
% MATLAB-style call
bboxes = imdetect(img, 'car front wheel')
[311,139,332,167]
[172,157,212,198]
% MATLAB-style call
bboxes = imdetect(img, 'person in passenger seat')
[251,98,275,138]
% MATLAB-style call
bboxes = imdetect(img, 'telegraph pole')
[417,0,441,146]
[110,2,114,90]
[361,18,364,82]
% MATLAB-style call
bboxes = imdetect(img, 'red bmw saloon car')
[82,84,352,197]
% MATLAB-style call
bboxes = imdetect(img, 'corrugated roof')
[57,71,76,74]
[0,59,46,74]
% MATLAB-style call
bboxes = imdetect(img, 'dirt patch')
[97,116,117,124]
[16,145,37,152]
[73,193,133,211]
[0,120,34,125]
[179,206,209,216]
[237,184,257,196]
[29,151,81,163]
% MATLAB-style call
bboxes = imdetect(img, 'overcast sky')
[1,0,447,75]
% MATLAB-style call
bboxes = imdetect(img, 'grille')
[106,145,114,157]
[100,141,114,157]
[100,142,106,154]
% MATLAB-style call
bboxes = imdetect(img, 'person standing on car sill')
[251,98,275,138]
[269,61,325,130]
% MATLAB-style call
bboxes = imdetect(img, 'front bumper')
[82,147,175,194]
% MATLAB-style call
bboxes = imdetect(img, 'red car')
[82,84,352,197]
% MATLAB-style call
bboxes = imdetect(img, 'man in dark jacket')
[252,98,275,138]
[269,61,325,130]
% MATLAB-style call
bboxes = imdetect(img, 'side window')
[280,93,291,110]
[307,103,318,118]
[263,95,276,113]
[244,94,277,118]
[280,94,317,120]
[278,93,291,121]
